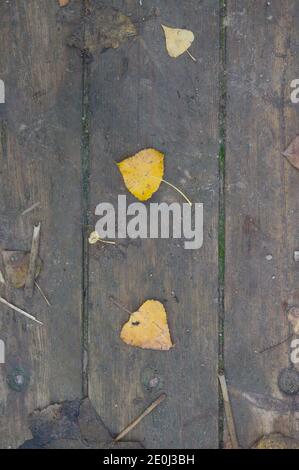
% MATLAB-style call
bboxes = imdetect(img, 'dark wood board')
[88,0,219,448]
[225,0,299,448]
[0,0,83,448]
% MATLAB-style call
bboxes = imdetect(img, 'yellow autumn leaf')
[117,148,164,201]
[161,24,195,58]
[120,300,173,351]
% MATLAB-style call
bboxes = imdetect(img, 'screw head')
[7,367,30,392]
[278,368,299,395]
[141,366,163,392]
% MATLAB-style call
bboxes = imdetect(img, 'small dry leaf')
[58,0,69,6]
[282,136,299,170]
[89,231,101,244]
[161,24,194,58]
[88,231,116,245]
[120,300,173,351]
[0,269,5,284]
[288,307,299,335]
[2,251,42,289]
[68,4,137,56]
[117,148,164,201]
[254,433,299,449]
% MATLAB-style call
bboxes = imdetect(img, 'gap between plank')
[218,0,227,449]
[81,0,91,398]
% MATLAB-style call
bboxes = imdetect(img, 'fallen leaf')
[117,148,192,204]
[288,307,299,335]
[253,433,299,449]
[68,3,137,56]
[0,269,5,284]
[58,0,69,6]
[2,250,42,289]
[88,231,116,245]
[120,300,173,351]
[282,136,299,170]
[21,399,143,449]
[89,231,101,244]
[161,24,194,58]
[117,148,164,201]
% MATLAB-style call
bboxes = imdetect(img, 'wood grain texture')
[0,0,82,448]
[225,0,299,448]
[88,0,219,448]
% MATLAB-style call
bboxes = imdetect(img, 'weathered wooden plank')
[225,0,299,448]
[0,0,83,448]
[88,0,219,448]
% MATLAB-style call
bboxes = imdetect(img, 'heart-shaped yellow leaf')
[117,148,164,201]
[162,24,194,58]
[120,300,173,351]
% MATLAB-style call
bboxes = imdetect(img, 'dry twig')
[35,281,51,307]
[218,374,239,449]
[258,334,293,354]
[0,270,5,285]
[25,223,41,298]
[114,393,166,442]
[21,202,40,216]
[0,296,43,325]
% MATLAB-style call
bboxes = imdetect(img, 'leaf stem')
[162,179,192,206]
[186,49,197,62]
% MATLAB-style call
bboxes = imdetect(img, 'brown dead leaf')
[120,300,173,351]
[253,433,299,449]
[0,269,5,285]
[58,0,69,6]
[288,306,299,335]
[2,251,42,289]
[282,136,299,170]
[68,3,137,56]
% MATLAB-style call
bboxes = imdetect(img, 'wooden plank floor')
[0,0,83,448]
[225,0,299,448]
[88,0,219,449]
[0,0,299,449]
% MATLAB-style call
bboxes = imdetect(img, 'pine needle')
[0,296,43,325]
[0,270,5,285]
[35,281,51,307]
[114,394,166,442]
